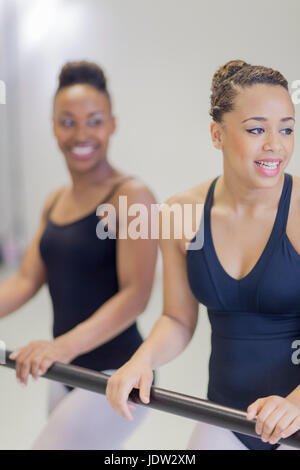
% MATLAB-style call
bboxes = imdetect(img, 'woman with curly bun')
[0,61,158,449]
[106,60,300,450]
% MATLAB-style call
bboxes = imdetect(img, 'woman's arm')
[60,182,159,357]
[11,182,159,383]
[0,189,62,319]
[105,198,200,420]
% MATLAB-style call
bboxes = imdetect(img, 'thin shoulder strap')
[204,176,220,212]
[279,173,293,234]
[100,176,135,205]
[47,188,65,218]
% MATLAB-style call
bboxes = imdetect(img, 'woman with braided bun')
[1,61,158,449]
[106,60,300,450]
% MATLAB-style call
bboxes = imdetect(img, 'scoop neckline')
[206,173,288,282]
[48,207,98,228]
[48,175,133,228]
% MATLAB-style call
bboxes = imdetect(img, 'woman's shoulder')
[164,178,215,207]
[41,186,67,218]
[111,175,157,205]
[291,174,300,190]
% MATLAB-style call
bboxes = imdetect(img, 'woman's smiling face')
[53,84,116,174]
[211,84,295,189]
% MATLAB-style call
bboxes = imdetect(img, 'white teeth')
[255,161,280,169]
[72,146,94,156]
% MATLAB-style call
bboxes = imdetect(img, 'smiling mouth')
[254,160,282,170]
[68,144,100,160]
[71,145,97,157]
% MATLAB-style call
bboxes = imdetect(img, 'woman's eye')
[61,119,75,127]
[88,119,103,127]
[280,128,294,135]
[247,128,264,135]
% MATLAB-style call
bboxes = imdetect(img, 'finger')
[38,356,54,376]
[30,355,45,380]
[107,377,135,421]
[260,406,287,443]
[19,349,44,385]
[10,347,26,381]
[138,372,153,404]
[255,399,279,436]
[280,415,300,440]
[267,412,296,444]
[15,346,36,384]
[247,399,263,420]
[128,403,137,411]
[9,349,21,360]
[117,380,137,421]
[18,358,32,385]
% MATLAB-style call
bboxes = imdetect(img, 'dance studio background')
[0,0,299,449]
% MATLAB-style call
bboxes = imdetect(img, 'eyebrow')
[242,116,295,123]
[60,111,106,117]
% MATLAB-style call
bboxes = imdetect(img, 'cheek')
[232,133,261,160]
[54,128,72,145]
[93,127,112,142]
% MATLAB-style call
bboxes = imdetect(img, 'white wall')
[0,0,10,239]
[1,0,300,449]
[0,0,25,253]
[13,0,300,241]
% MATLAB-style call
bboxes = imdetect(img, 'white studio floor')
[0,265,211,450]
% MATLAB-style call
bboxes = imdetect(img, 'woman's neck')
[215,171,285,217]
[69,160,118,196]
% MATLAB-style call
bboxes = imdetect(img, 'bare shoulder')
[160,178,215,254]
[164,178,215,207]
[42,186,67,217]
[113,176,157,205]
[291,174,300,193]
[289,174,300,215]
[290,174,300,208]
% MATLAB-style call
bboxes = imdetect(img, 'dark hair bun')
[211,60,249,93]
[209,59,288,122]
[57,61,108,94]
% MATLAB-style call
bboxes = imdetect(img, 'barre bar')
[2,350,300,449]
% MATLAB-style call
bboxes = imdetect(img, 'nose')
[262,131,283,154]
[72,124,90,143]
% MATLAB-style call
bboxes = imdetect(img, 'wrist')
[53,332,81,362]
[131,345,155,370]
[286,385,300,407]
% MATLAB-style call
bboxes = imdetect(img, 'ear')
[210,121,223,150]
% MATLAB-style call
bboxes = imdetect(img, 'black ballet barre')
[2,350,300,449]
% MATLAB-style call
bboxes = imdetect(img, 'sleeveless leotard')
[39,177,144,384]
[187,173,300,450]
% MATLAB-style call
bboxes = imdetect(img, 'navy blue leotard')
[187,173,300,450]
[39,177,146,390]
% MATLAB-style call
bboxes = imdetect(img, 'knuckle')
[263,423,272,433]
[272,395,282,402]
[144,371,153,380]
[295,415,300,424]
[274,424,284,434]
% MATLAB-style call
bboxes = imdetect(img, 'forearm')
[59,286,148,359]
[0,273,38,319]
[130,314,194,369]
